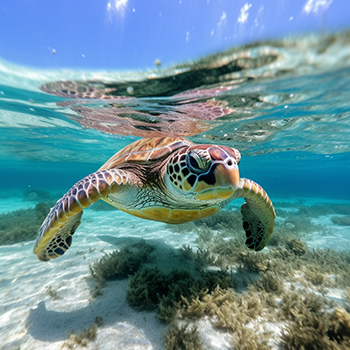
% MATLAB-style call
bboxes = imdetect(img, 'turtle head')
[166,144,241,202]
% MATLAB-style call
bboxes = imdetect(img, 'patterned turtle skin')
[33,137,276,261]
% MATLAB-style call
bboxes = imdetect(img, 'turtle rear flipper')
[237,178,276,251]
[33,169,131,261]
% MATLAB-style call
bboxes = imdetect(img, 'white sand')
[0,203,200,350]
[0,197,349,349]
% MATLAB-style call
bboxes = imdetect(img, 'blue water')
[1,31,350,349]
[1,31,350,200]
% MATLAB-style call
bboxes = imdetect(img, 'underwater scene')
[2,25,350,350]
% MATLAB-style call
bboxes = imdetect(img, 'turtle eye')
[186,151,210,173]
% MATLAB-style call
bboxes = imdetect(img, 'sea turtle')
[33,137,276,261]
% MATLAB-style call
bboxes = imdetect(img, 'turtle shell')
[99,137,194,170]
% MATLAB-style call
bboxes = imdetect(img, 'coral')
[211,237,244,258]
[168,204,350,348]
[281,321,337,350]
[280,303,350,349]
[83,202,350,349]
[237,250,270,272]
[277,292,327,322]
[331,216,350,226]
[165,324,202,350]
[252,271,285,294]
[183,287,265,326]
[200,270,236,291]
[279,292,341,350]
[0,202,51,245]
[180,286,235,320]
[303,266,330,286]
[230,325,272,350]
[327,308,350,343]
[287,239,307,256]
[179,286,274,348]
[178,245,225,268]
[178,245,195,260]
[195,225,216,246]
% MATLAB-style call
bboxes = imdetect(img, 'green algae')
[178,285,350,350]
[327,308,350,344]
[89,240,155,297]
[165,324,202,350]
[45,285,59,300]
[63,325,98,349]
[186,209,350,290]
[280,306,350,350]
[230,327,272,350]
[164,204,350,348]
[168,209,242,237]
[279,306,350,349]
[274,202,350,217]
[62,317,103,349]
[252,271,285,294]
[287,238,307,255]
[332,216,350,226]
[127,267,235,322]
[0,202,52,245]
[179,286,275,348]
[178,244,225,268]
[127,267,168,311]
[236,249,270,272]
[85,202,350,349]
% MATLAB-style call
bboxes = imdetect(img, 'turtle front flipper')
[236,178,276,251]
[33,169,130,261]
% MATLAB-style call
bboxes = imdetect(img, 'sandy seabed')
[0,196,349,350]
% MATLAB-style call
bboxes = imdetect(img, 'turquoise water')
[1,31,350,349]
[1,32,350,199]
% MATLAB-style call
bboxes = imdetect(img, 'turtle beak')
[214,160,240,191]
[206,146,241,191]
[192,156,241,201]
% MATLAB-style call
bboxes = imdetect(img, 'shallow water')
[1,31,350,349]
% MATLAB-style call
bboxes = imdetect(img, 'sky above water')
[0,0,349,70]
